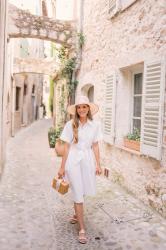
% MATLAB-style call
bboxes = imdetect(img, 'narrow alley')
[0,119,166,250]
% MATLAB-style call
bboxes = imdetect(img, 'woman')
[58,95,102,244]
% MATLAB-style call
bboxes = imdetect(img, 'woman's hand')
[96,165,102,175]
[58,167,65,178]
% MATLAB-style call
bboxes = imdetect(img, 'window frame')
[108,0,138,19]
[131,70,143,134]
[108,0,121,18]
[15,86,21,111]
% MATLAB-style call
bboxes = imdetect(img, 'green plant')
[55,127,62,138]
[58,46,68,63]
[77,32,85,48]
[61,58,76,79]
[59,85,66,125]
[68,80,78,95]
[126,128,140,141]
[48,127,62,148]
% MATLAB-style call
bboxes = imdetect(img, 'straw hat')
[67,95,99,115]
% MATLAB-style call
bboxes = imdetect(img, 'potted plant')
[48,127,62,148]
[124,128,140,151]
[48,127,56,148]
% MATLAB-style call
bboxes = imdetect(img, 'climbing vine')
[59,85,65,117]
[56,45,78,103]
[77,32,85,48]
[53,45,80,129]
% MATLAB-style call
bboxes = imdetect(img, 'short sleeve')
[60,120,73,143]
[93,121,103,143]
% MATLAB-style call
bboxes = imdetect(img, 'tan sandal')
[69,215,78,224]
[78,230,87,244]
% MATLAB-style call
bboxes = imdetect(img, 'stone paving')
[0,119,166,250]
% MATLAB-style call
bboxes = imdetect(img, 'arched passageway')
[0,2,76,173]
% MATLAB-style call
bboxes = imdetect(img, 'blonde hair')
[72,105,93,143]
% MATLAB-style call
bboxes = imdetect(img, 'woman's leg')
[74,202,85,231]
[74,203,77,217]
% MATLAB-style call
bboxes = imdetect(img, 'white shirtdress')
[60,119,102,203]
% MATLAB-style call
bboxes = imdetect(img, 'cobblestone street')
[0,119,166,250]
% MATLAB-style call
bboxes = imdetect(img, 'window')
[103,73,116,144]
[24,84,27,96]
[104,59,165,160]
[108,0,116,13]
[32,85,35,94]
[108,0,137,18]
[108,0,120,18]
[132,73,143,132]
[15,87,21,111]
[121,0,137,11]
[141,60,165,160]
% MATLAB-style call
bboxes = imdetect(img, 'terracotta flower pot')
[124,138,140,151]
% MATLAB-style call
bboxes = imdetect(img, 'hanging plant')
[57,46,68,63]
[61,58,76,79]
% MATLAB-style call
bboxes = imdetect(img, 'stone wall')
[14,111,21,133]
[0,0,8,174]
[76,0,166,217]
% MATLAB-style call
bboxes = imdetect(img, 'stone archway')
[8,4,76,48]
[81,84,94,102]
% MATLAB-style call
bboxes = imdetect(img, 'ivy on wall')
[49,77,54,114]
[77,32,85,48]
[53,32,85,128]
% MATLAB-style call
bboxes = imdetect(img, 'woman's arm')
[58,142,70,178]
[92,142,102,175]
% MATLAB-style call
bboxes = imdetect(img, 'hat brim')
[67,103,99,116]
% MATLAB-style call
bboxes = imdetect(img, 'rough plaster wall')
[76,0,166,216]
[13,73,43,132]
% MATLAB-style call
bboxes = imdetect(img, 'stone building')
[12,73,43,134]
[75,0,166,217]
[8,0,46,136]
[0,0,75,174]
[0,0,8,174]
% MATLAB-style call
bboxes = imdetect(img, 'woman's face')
[76,104,89,118]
